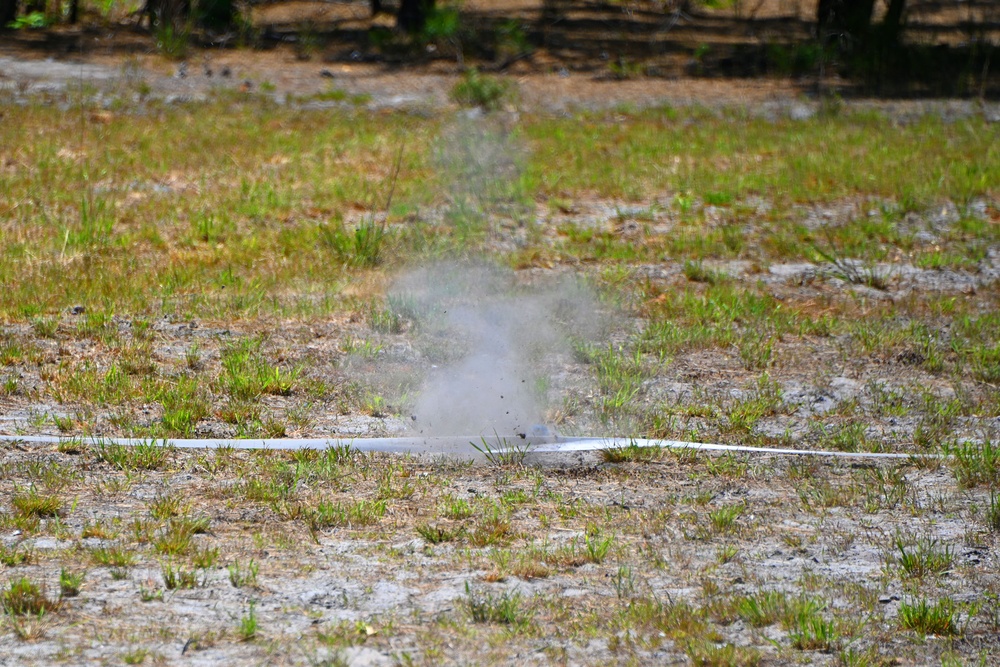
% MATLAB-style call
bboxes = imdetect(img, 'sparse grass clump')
[59,569,84,598]
[219,337,299,401]
[90,544,138,568]
[94,440,171,471]
[736,590,785,627]
[416,523,461,544]
[451,69,513,110]
[161,562,201,590]
[686,640,762,667]
[11,487,62,518]
[947,438,999,489]
[464,583,532,627]
[308,499,387,531]
[898,598,960,636]
[228,559,259,588]
[601,441,665,463]
[1,577,60,616]
[708,503,745,534]
[0,543,32,566]
[893,535,954,579]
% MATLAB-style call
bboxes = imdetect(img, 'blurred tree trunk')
[880,0,907,47]
[0,0,18,28]
[68,0,78,23]
[397,0,433,32]
[817,0,875,41]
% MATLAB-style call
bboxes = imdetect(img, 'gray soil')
[0,47,999,667]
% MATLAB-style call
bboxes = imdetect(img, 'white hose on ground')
[0,434,937,459]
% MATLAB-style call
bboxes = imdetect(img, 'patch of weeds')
[416,523,461,544]
[685,640,762,667]
[238,601,258,641]
[81,520,119,540]
[706,453,749,478]
[601,441,665,463]
[716,544,739,564]
[818,421,872,453]
[94,440,171,471]
[777,595,838,651]
[683,260,728,285]
[441,495,473,520]
[317,619,377,648]
[468,511,514,547]
[1,375,19,396]
[122,647,149,665]
[308,499,387,531]
[583,531,614,564]
[56,437,87,456]
[893,535,954,579]
[611,565,636,599]
[375,468,414,500]
[0,542,32,566]
[177,340,202,371]
[154,24,189,59]
[986,493,1000,532]
[898,598,960,636]
[946,437,999,489]
[11,487,62,518]
[736,590,786,627]
[1,577,60,615]
[366,301,404,334]
[151,519,194,556]
[798,479,858,510]
[139,583,164,602]
[341,338,384,360]
[628,598,708,639]
[162,562,201,590]
[838,646,895,667]
[790,613,840,651]
[148,492,187,520]
[58,569,84,598]
[464,583,532,627]
[472,433,531,467]
[318,217,390,268]
[812,240,892,290]
[90,544,137,568]
[219,337,299,400]
[451,68,513,110]
[228,559,259,588]
[708,503,745,534]
[859,466,909,511]
[159,378,210,437]
[738,331,774,371]
[191,547,219,569]
[722,374,783,435]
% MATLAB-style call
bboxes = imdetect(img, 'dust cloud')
[394,262,597,437]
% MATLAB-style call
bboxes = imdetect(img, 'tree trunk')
[880,0,907,48]
[0,0,18,28]
[371,0,381,17]
[68,0,78,24]
[817,0,875,41]
[397,0,433,33]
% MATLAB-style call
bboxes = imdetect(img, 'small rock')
[320,69,335,78]
[70,305,85,315]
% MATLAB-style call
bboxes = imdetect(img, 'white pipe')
[0,434,937,459]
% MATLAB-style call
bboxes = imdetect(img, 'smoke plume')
[394,262,596,437]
